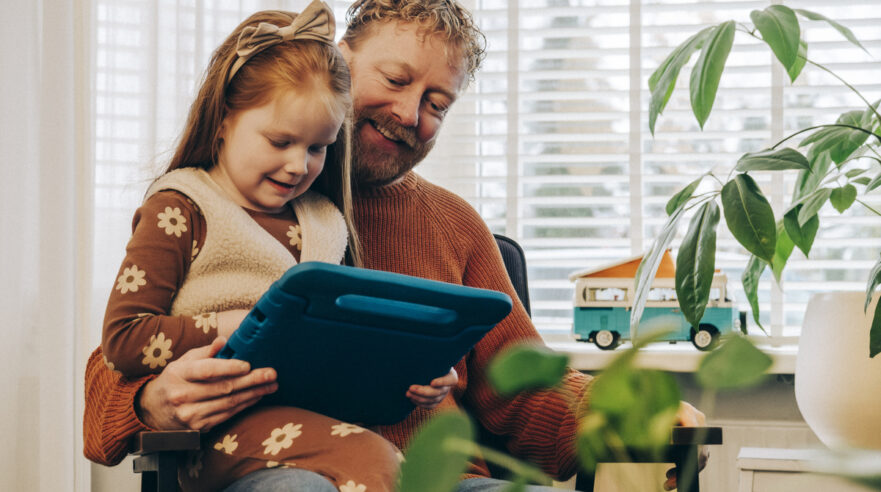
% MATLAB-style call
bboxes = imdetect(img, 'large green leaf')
[675,201,720,327]
[721,174,777,263]
[770,221,794,284]
[735,148,811,173]
[787,39,808,82]
[871,299,881,359]
[666,175,705,216]
[487,344,569,396]
[398,412,474,492]
[783,205,819,257]
[793,9,868,53]
[793,148,833,202]
[800,111,872,164]
[690,21,736,129]
[741,255,766,334]
[830,184,858,213]
[648,27,714,134]
[867,172,881,192]
[632,205,687,336]
[750,5,801,80]
[697,336,772,390]
[796,187,832,226]
[867,255,881,312]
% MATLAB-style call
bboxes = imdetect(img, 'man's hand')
[664,401,709,491]
[406,367,458,409]
[137,337,277,431]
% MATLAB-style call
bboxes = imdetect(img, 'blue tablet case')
[216,262,512,425]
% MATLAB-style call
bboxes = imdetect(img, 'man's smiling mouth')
[370,120,406,145]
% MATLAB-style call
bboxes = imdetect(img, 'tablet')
[216,262,512,425]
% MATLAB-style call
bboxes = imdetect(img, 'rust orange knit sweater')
[83,171,592,481]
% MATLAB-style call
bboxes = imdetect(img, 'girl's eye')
[309,145,328,154]
[268,139,288,149]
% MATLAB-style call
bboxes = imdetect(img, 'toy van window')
[709,287,721,301]
[647,287,676,301]
[593,287,626,302]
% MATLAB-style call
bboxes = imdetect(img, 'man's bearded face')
[350,105,436,187]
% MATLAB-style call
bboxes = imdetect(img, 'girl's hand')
[406,367,458,409]
[216,309,250,339]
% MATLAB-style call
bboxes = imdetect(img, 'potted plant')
[632,4,881,451]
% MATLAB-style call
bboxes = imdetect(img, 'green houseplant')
[632,4,881,358]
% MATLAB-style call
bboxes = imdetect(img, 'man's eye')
[386,77,405,87]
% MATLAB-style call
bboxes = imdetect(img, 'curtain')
[0,0,92,490]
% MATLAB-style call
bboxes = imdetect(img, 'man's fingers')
[178,357,254,382]
[184,367,277,402]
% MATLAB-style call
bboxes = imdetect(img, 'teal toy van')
[569,251,742,350]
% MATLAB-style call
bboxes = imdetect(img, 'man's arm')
[83,339,279,466]
[83,347,155,465]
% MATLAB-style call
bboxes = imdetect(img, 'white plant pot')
[795,291,881,450]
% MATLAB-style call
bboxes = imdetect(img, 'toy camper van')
[568,251,743,350]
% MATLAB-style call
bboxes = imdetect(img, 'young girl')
[100,2,454,490]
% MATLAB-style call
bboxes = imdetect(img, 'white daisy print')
[193,312,217,334]
[191,240,199,260]
[141,332,173,369]
[115,265,146,294]
[261,423,303,456]
[213,434,238,455]
[157,206,187,237]
[339,480,367,492]
[330,423,365,437]
[286,225,302,250]
[266,461,292,468]
[102,355,120,374]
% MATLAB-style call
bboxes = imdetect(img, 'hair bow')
[227,0,336,82]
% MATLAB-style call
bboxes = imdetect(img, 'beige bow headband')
[227,0,336,83]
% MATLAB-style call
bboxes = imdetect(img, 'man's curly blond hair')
[342,0,486,87]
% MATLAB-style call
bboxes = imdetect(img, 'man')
[84,1,704,490]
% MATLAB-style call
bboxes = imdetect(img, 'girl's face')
[211,88,343,213]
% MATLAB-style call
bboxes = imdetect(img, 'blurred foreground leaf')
[398,412,474,492]
[488,344,569,396]
[697,336,772,390]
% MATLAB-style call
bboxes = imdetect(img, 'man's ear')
[338,40,353,65]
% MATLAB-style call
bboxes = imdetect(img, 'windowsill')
[543,336,797,374]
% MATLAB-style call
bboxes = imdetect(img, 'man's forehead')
[357,20,467,92]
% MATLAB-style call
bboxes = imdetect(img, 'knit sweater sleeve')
[83,346,155,465]
[101,191,215,377]
[446,196,593,481]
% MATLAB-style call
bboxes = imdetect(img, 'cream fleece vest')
[146,168,348,316]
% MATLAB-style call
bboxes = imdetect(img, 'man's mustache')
[355,109,420,149]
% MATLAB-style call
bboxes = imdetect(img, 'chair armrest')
[133,430,201,455]
[671,426,722,446]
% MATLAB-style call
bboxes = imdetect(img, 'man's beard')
[351,107,435,187]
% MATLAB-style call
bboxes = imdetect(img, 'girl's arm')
[102,191,219,377]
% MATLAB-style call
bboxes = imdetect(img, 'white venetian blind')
[417,0,881,339]
[92,0,881,341]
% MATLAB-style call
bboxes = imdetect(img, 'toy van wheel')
[594,330,620,350]
[691,324,719,351]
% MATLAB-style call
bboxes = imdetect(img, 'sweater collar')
[354,171,418,198]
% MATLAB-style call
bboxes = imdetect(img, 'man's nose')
[390,91,420,128]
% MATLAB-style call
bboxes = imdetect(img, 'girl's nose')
[283,150,308,174]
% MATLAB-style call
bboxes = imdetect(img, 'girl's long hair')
[165,10,362,266]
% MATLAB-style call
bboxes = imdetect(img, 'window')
[92,0,881,342]
[417,0,881,340]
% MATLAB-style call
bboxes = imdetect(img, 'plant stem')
[857,199,881,217]
[769,124,881,150]
[807,60,881,124]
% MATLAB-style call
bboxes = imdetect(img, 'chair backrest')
[493,234,531,317]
